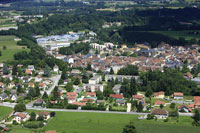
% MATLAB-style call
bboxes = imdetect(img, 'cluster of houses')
[44,41,200,74]
[11,111,50,124]
[0,63,55,103]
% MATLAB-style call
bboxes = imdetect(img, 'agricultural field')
[0,106,12,121]
[0,35,30,62]
[150,30,200,40]
[10,111,200,133]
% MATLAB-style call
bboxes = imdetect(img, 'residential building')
[83,84,104,92]
[36,112,50,120]
[89,75,102,84]
[109,94,124,99]
[112,84,121,94]
[12,112,30,124]
[173,92,184,100]
[153,91,165,99]
[154,100,166,106]
[151,109,168,119]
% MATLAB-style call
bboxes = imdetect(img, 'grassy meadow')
[0,106,12,121]
[0,35,30,62]
[150,30,200,40]
[9,111,200,133]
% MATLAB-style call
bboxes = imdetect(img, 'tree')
[35,87,41,97]
[27,88,36,99]
[14,103,26,112]
[147,114,154,120]
[145,88,153,97]
[17,85,23,94]
[44,65,50,77]
[30,112,36,121]
[96,90,104,100]
[3,63,9,75]
[110,68,114,74]
[193,109,200,126]
[0,50,2,56]
[50,112,56,117]
[87,63,92,70]
[170,103,176,108]
[65,82,73,92]
[12,65,17,75]
[123,121,137,133]
[37,115,44,121]
[3,45,7,50]
[42,91,48,100]
[137,102,143,112]
[64,97,68,107]
[74,78,80,85]
[53,86,59,100]
[130,78,137,95]
[160,104,164,109]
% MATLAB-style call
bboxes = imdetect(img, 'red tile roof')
[194,96,200,102]
[86,92,96,97]
[154,100,166,105]
[132,95,144,99]
[72,102,85,106]
[109,94,124,99]
[173,92,183,97]
[154,91,165,97]
[67,92,77,97]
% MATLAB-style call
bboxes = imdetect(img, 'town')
[0,0,200,133]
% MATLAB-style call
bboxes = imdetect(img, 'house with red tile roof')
[12,112,30,124]
[178,105,192,112]
[36,112,50,120]
[153,91,165,99]
[172,92,183,100]
[132,95,144,100]
[86,92,96,97]
[151,109,168,119]
[72,102,85,107]
[109,94,124,99]
[154,100,166,106]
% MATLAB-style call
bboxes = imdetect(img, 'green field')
[10,111,200,133]
[0,106,12,121]
[151,30,200,40]
[0,35,29,62]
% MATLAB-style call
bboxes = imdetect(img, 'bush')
[14,103,26,112]
[164,118,169,122]
[50,112,56,117]
[170,103,176,108]
[66,104,78,109]
[12,120,18,125]
[24,121,44,129]
[147,114,154,120]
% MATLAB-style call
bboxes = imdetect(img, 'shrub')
[147,114,154,120]
[24,121,44,129]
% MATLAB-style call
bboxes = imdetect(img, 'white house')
[53,65,59,72]
[12,112,30,124]
[36,112,50,121]
[151,109,168,119]
[27,65,35,71]
[35,75,42,82]
[89,75,102,84]
[10,94,18,102]
[83,84,104,92]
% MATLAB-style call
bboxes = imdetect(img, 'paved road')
[26,74,61,107]
[0,103,194,116]
[41,74,61,96]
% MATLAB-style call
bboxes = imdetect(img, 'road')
[41,74,61,96]
[26,74,61,107]
[0,103,194,116]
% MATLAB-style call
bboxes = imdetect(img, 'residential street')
[0,102,194,116]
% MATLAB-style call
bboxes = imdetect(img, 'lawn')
[9,111,200,133]
[0,106,12,121]
[0,35,30,62]
[150,30,200,40]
